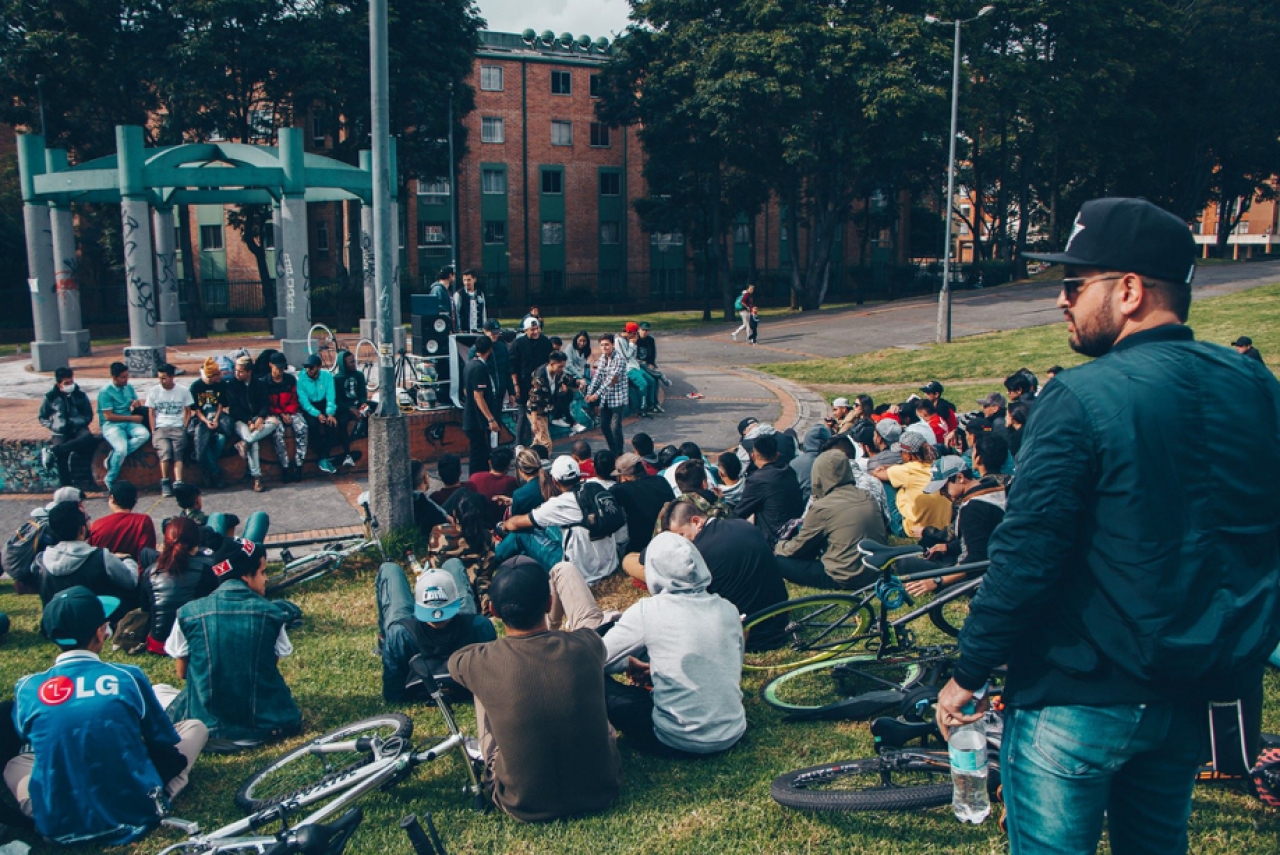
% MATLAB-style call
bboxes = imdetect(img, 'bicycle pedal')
[279,548,295,563]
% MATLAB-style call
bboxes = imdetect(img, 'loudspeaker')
[412,312,452,358]
[410,293,451,317]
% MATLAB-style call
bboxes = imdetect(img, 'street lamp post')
[926,5,994,345]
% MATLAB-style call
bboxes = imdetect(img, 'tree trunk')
[1215,197,1236,258]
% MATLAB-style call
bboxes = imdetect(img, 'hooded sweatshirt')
[789,424,833,504]
[603,533,745,753]
[37,540,139,604]
[332,350,369,410]
[776,450,887,586]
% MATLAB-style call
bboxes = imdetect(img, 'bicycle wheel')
[307,324,337,370]
[235,714,414,813]
[265,552,340,596]
[742,594,874,673]
[761,653,929,715]
[354,338,380,392]
[771,750,954,812]
[927,593,971,639]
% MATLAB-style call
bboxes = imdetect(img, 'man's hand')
[904,578,938,598]
[250,418,263,432]
[586,394,598,403]
[322,415,337,427]
[625,656,652,688]
[935,678,987,739]
[924,543,949,559]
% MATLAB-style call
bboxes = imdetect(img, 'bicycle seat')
[857,539,924,571]
[871,716,939,748]
[264,807,364,855]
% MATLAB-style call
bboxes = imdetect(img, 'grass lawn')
[530,303,860,338]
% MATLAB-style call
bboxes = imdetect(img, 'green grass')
[531,303,859,338]
[1,561,1278,854]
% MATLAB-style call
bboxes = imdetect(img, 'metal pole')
[370,0,399,413]
[448,87,460,280]
[936,18,962,345]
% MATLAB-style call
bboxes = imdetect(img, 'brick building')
[1194,180,1280,259]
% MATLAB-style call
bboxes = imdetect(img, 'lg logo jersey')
[36,674,120,705]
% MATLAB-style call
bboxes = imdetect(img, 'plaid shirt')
[587,350,629,408]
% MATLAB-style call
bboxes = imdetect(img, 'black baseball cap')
[483,319,501,331]
[1232,336,1253,347]
[303,354,322,368]
[920,381,943,395]
[42,586,119,646]
[1024,197,1196,285]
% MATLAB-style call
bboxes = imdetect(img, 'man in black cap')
[938,198,1280,854]
[463,336,501,476]
[919,381,957,433]
[470,318,514,406]
[1232,336,1264,363]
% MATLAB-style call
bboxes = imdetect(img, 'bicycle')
[306,324,338,371]
[157,656,485,854]
[353,339,380,392]
[265,492,386,596]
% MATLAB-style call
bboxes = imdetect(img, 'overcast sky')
[476,0,632,39]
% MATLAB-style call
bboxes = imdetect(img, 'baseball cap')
[924,456,971,494]
[210,537,264,580]
[45,485,85,512]
[737,417,760,436]
[1232,336,1253,347]
[550,456,581,483]
[303,354,322,368]
[269,351,289,368]
[921,381,944,395]
[522,317,540,331]
[874,420,902,444]
[1024,197,1196,285]
[976,392,1006,408]
[831,397,851,409]
[415,569,461,622]
[483,319,501,331]
[639,321,652,330]
[615,452,645,477]
[624,321,639,334]
[851,421,878,448]
[42,586,120,646]
[899,431,928,455]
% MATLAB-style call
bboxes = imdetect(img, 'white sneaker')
[342,454,355,468]
[40,447,53,471]
[570,424,588,435]
[731,331,739,342]
[551,419,572,429]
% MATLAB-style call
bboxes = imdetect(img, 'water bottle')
[949,685,991,824]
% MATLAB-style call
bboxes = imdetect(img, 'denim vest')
[168,580,301,740]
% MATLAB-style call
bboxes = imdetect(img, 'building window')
[483,221,507,245]
[417,178,450,205]
[200,224,224,251]
[418,222,451,247]
[541,169,563,194]
[541,221,564,245]
[262,219,275,251]
[958,204,972,236]
[600,221,621,245]
[551,120,572,146]
[1234,220,1250,235]
[481,116,505,144]
[482,168,507,194]
[649,232,684,251]
[590,123,610,147]
[480,65,503,91]
[599,172,621,196]
[316,221,329,257]
[590,74,601,98]
[734,223,750,244]
[551,70,571,95]
[311,114,325,146]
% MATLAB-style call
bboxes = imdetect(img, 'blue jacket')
[296,369,336,417]
[13,651,181,845]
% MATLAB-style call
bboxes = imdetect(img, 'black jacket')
[957,325,1280,707]
[734,461,804,547]
[509,335,554,396]
[636,336,657,366]
[39,385,93,437]
[141,551,219,644]
[227,376,270,423]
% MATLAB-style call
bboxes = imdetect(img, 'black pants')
[772,554,876,591]
[305,414,336,463]
[515,391,532,446]
[604,678,737,757]
[49,428,100,486]
[599,404,624,454]
[336,407,365,456]
[466,427,490,477]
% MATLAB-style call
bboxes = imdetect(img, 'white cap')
[831,397,850,409]
[522,317,540,331]
[414,569,461,623]
[550,455,581,483]
[45,486,86,511]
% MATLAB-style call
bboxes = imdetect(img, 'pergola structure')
[17,125,401,373]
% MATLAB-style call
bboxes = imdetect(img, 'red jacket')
[266,374,301,416]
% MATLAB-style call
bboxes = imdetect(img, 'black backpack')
[573,482,627,541]
[3,519,50,594]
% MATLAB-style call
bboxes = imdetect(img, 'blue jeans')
[207,511,270,547]
[627,368,657,411]
[101,422,150,487]
[1002,702,1203,855]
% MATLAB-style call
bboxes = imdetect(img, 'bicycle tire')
[771,752,953,812]
[742,594,874,673]
[307,324,337,370]
[761,653,928,715]
[235,714,414,813]
[927,593,969,639]
[354,338,380,392]
[265,552,340,596]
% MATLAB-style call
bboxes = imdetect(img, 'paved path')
[4,259,1276,542]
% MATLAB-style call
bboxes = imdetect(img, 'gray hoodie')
[37,541,139,591]
[603,532,746,753]
[790,424,833,505]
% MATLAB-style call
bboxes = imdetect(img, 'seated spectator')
[510,447,551,516]
[631,433,660,474]
[736,418,798,472]
[97,362,150,492]
[618,323,660,415]
[146,363,193,497]
[1045,365,1064,383]
[591,449,618,489]
[410,460,449,538]
[265,352,308,482]
[655,444,680,474]
[716,452,745,509]
[376,563,496,702]
[866,419,904,470]
[88,480,156,563]
[871,432,953,538]
[36,502,138,614]
[1232,336,1264,363]
[603,533,745,756]
[332,350,370,468]
[227,354,275,493]
[469,446,519,525]
[37,367,98,490]
[429,453,477,511]
[9,587,207,844]
[635,322,673,389]
[734,433,804,547]
[670,459,730,520]
[902,454,1007,598]
[165,538,302,744]
[661,442,719,493]
[790,424,833,505]
[662,501,789,650]
[822,433,891,528]
[774,449,887,590]
[448,559,620,822]
[915,398,947,443]
[188,357,236,489]
[611,452,675,556]
[173,482,269,550]
[140,518,218,653]
[1004,368,1037,403]
[297,354,339,475]
[500,457,619,584]
[827,398,856,435]
[900,399,939,446]
[572,439,597,478]
[920,381,958,433]
[427,492,497,614]
[1006,400,1030,457]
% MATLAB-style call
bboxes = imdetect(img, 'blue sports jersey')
[13,651,180,845]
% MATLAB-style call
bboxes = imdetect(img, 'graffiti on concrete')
[124,346,160,377]
[55,255,79,293]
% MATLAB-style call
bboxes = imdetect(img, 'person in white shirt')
[145,363,193,497]
[499,456,619,584]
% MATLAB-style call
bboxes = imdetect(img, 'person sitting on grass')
[88,480,156,564]
[448,559,621,822]
[468,445,518,526]
[97,361,150,493]
[140,517,218,654]
[376,563,496,702]
[427,492,496,615]
[172,482,269,550]
[36,502,138,615]
[734,433,804,547]
[630,432,660,474]
[164,537,302,748]
[510,447,551,516]
[716,452,745,510]
[871,431,953,538]
[410,460,449,538]
[571,439,597,478]
[429,453,478,511]
[603,532,746,756]
[8,586,208,845]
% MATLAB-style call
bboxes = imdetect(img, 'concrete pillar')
[45,150,91,357]
[278,128,311,368]
[16,134,69,373]
[368,414,414,531]
[270,204,287,340]
[117,126,165,375]
[152,206,187,345]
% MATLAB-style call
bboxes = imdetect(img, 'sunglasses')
[1061,273,1122,301]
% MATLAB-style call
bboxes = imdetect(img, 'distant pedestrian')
[731,284,757,343]
[1232,336,1264,363]
[453,269,488,334]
